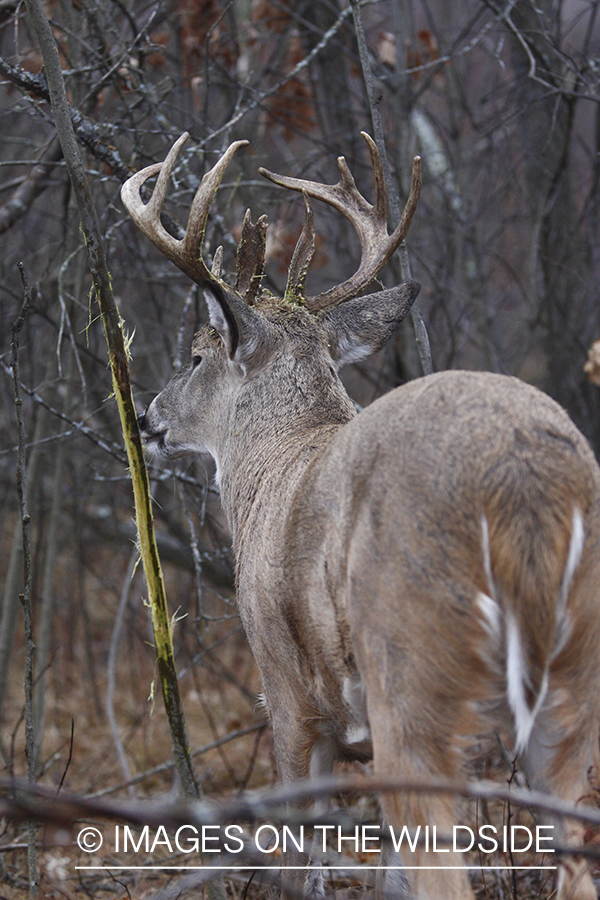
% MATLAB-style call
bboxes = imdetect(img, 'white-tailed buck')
[122,133,600,900]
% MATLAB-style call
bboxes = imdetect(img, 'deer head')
[122,132,421,469]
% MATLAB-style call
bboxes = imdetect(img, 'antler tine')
[259,132,421,311]
[284,192,315,304]
[121,133,249,286]
[235,209,268,304]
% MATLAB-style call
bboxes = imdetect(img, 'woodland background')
[1,0,600,897]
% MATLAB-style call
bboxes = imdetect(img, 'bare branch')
[3,771,600,831]
[11,264,37,899]
[23,0,201,799]
[0,56,130,179]
[350,0,432,372]
[0,140,63,235]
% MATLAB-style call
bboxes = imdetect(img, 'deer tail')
[477,507,585,755]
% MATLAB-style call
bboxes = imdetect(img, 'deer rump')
[237,370,600,900]
[242,369,600,798]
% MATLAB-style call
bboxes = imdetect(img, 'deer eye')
[191,354,203,369]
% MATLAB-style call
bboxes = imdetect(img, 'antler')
[259,132,421,311]
[235,209,268,304]
[122,132,420,313]
[120,133,252,290]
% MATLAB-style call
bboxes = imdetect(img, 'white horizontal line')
[75,865,557,871]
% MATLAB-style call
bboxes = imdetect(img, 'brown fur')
[139,289,600,900]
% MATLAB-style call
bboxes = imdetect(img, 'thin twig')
[87,722,268,798]
[350,0,433,376]
[0,56,130,179]
[106,551,138,799]
[11,262,37,899]
[23,0,200,798]
[54,719,74,797]
[181,483,206,624]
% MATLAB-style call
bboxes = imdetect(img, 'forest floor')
[0,552,598,900]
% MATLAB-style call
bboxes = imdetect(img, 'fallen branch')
[2,771,600,836]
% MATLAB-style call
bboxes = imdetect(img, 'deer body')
[124,135,600,900]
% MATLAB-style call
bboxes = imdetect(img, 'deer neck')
[216,396,354,554]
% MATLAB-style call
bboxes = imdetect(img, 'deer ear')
[202,282,269,372]
[320,281,420,368]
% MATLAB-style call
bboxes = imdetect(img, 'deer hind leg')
[305,737,335,900]
[517,524,600,900]
[521,715,599,900]
[368,709,476,900]
[375,823,410,900]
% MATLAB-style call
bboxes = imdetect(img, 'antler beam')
[259,132,421,311]
[122,132,420,313]
[120,133,248,287]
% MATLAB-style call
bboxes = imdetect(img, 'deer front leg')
[271,711,334,900]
